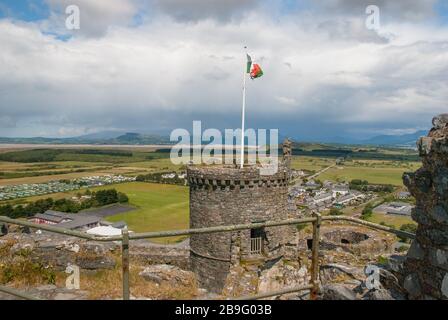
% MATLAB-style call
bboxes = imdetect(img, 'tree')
[118,192,129,203]
[361,204,373,220]
[399,223,417,243]
[53,198,80,213]
[93,189,119,206]
[0,189,129,219]
[0,204,14,218]
[329,208,343,216]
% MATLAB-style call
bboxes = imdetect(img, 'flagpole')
[240,47,247,168]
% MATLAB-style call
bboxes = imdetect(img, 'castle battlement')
[187,165,289,190]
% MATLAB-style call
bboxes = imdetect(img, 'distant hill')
[0,131,173,145]
[111,133,172,144]
[0,129,429,147]
[288,130,428,147]
[361,130,428,147]
[76,131,125,140]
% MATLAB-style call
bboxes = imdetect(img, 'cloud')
[151,0,259,22]
[0,116,16,129]
[0,2,447,139]
[43,0,139,37]
[276,96,297,106]
[313,0,438,22]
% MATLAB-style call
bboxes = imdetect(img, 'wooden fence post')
[310,212,321,300]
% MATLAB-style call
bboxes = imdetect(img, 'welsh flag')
[246,54,263,79]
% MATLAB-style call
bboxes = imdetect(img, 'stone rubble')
[139,264,196,287]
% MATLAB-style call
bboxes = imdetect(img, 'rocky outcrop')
[139,264,196,287]
[403,114,448,300]
[130,239,189,270]
[318,225,395,257]
[222,259,309,299]
[1,232,118,271]
[0,285,89,300]
[258,260,309,298]
[322,283,357,300]
[1,232,190,272]
[319,259,407,300]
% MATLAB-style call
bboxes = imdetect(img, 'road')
[308,163,337,180]
[291,163,337,184]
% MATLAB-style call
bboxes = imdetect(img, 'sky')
[0,0,447,141]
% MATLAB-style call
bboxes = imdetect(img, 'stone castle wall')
[403,114,448,299]
[188,164,293,293]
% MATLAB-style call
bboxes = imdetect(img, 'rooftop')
[33,210,73,223]
[56,215,102,230]
[373,202,414,216]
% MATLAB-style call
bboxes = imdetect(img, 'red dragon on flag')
[246,54,263,79]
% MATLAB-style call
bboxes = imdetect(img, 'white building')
[334,192,366,206]
[313,192,333,204]
[331,185,350,198]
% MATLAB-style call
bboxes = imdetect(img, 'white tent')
[86,226,123,237]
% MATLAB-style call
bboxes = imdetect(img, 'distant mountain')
[111,132,172,144]
[76,131,125,140]
[0,137,64,144]
[0,132,173,145]
[285,130,428,147]
[361,130,428,146]
[0,129,429,147]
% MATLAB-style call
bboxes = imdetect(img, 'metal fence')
[0,214,415,301]
[250,237,263,255]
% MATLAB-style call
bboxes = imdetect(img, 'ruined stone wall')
[403,114,448,299]
[129,240,190,270]
[188,164,293,293]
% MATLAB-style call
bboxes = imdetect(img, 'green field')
[292,156,421,186]
[96,182,189,243]
[319,166,412,186]
[291,156,334,172]
[366,212,416,229]
[0,149,183,185]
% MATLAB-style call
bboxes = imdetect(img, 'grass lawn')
[291,156,420,186]
[120,158,186,171]
[291,156,334,171]
[319,165,413,186]
[101,182,189,244]
[366,212,416,229]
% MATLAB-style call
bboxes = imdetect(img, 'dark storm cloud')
[151,0,259,22]
[312,0,438,21]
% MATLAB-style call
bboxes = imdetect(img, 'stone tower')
[403,114,448,299]
[187,142,293,293]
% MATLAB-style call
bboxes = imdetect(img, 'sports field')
[366,212,416,229]
[102,182,189,243]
